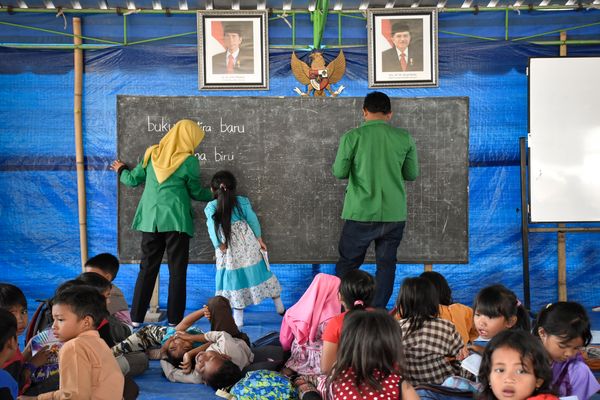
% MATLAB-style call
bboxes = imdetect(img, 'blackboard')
[117,96,469,264]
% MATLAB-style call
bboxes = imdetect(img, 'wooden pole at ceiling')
[557,30,567,301]
[73,17,88,271]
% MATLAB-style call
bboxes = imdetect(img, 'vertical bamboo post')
[73,17,88,271]
[557,31,567,301]
[559,31,567,57]
[557,224,567,301]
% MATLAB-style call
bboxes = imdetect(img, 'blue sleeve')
[238,197,261,238]
[204,201,221,248]
[566,358,600,400]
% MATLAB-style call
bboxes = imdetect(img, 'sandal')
[293,377,321,400]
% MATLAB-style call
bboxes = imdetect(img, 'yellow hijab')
[142,119,205,184]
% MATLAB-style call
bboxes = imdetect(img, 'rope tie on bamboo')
[275,12,292,29]
[55,8,67,29]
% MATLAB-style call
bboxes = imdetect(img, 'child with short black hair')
[76,272,131,345]
[420,271,478,347]
[321,270,376,374]
[0,284,28,338]
[0,309,19,400]
[533,302,600,400]
[84,252,132,327]
[328,310,419,400]
[21,286,124,400]
[395,276,463,385]
[473,284,530,342]
[478,330,557,400]
[0,283,50,394]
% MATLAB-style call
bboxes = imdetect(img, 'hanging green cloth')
[311,0,329,49]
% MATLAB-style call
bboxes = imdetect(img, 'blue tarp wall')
[1,9,600,315]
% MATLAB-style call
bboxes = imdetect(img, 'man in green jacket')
[111,120,213,326]
[332,92,419,308]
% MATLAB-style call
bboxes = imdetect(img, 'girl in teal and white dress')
[205,170,284,327]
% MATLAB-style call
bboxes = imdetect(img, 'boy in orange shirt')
[21,286,124,400]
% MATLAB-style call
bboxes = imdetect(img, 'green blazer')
[332,119,419,222]
[120,156,213,236]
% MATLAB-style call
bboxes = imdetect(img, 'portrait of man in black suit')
[211,23,254,75]
[381,22,423,73]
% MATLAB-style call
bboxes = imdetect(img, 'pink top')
[280,273,341,351]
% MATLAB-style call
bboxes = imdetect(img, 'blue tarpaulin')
[1,9,599,323]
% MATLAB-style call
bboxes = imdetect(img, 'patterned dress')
[330,369,404,400]
[205,196,282,309]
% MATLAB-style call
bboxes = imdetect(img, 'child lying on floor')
[112,296,253,389]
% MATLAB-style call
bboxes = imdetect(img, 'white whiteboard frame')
[528,57,600,222]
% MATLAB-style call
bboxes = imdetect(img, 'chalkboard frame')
[117,96,469,265]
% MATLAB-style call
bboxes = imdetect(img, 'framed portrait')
[367,9,438,88]
[197,10,269,90]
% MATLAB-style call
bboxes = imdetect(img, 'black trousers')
[130,231,190,324]
[335,220,405,309]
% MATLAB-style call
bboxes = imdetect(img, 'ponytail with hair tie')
[210,171,238,246]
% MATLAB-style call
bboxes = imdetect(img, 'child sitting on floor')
[24,275,139,399]
[327,310,419,400]
[321,270,376,375]
[533,302,600,400]
[0,283,50,395]
[0,309,19,400]
[478,330,557,400]
[472,284,531,346]
[112,295,253,388]
[421,271,478,349]
[395,276,463,386]
[21,286,124,400]
[84,252,132,328]
[280,273,342,400]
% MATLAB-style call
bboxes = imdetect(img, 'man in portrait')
[381,21,423,72]
[211,23,254,75]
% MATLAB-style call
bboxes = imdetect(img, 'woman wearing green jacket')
[111,119,212,326]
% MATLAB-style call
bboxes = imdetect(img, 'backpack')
[217,370,297,400]
[26,298,54,343]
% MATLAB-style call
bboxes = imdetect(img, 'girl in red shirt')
[327,310,419,400]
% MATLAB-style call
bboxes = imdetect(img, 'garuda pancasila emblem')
[291,50,346,97]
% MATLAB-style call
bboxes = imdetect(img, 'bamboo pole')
[556,31,567,301]
[1,5,591,14]
[560,31,567,56]
[557,223,567,301]
[73,17,88,271]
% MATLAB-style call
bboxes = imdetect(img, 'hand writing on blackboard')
[257,237,267,251]
[110,160,125,172]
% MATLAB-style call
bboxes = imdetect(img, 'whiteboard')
[528,57,600,222]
